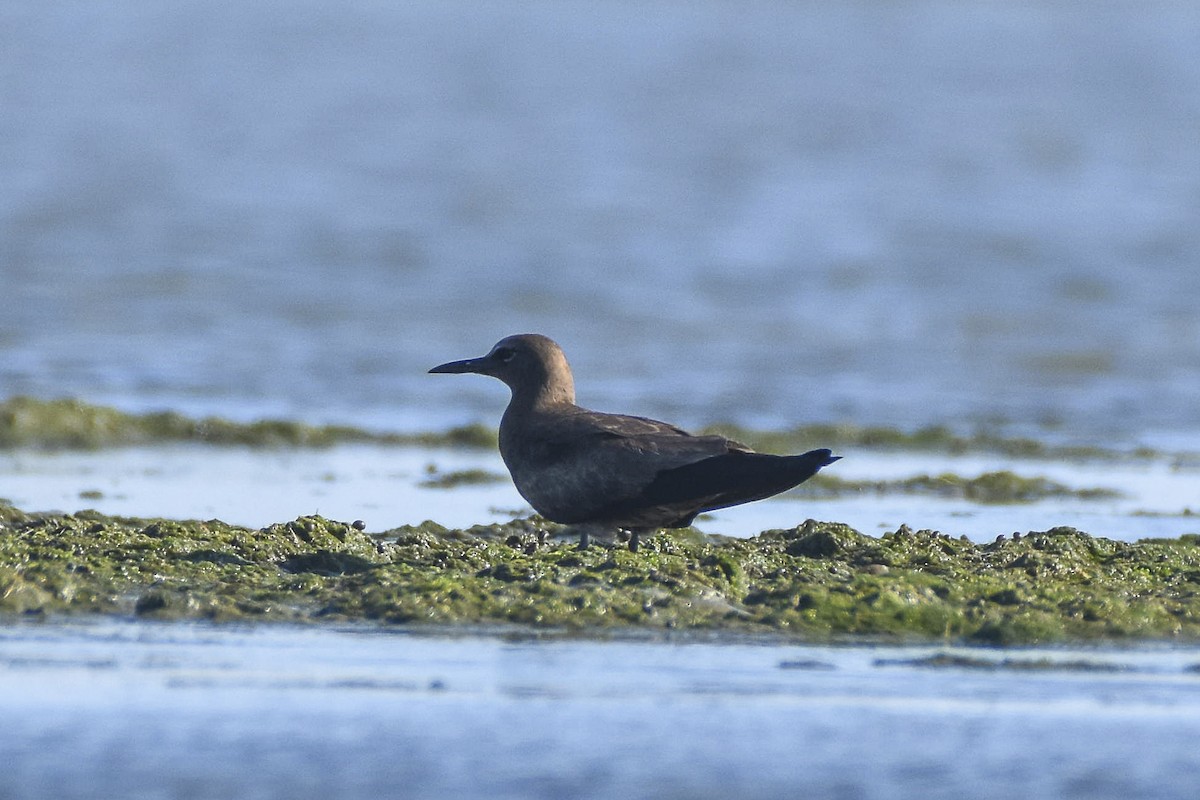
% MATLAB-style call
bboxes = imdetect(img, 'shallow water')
[2,445,1197,543]
[2,620,1199,800]
[3,0,1200,442]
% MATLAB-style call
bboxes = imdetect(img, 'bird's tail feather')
[639,447,839,511]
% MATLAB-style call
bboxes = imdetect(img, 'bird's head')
[429,333,576,406]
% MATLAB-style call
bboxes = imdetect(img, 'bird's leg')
[577,528,590,550]
[628,530,641,553]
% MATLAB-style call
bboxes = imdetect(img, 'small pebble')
[352,520,366,531]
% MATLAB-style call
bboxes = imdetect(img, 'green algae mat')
[0,395,1166,460]
[3,503,1199,643]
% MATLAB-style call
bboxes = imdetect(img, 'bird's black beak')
[429,355,491,375]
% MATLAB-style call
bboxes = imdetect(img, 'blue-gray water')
[3,1,1200,441]
[4,621,1200,800]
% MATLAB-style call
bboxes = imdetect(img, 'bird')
[429,334,840,552]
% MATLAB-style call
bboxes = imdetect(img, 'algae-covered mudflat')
[4,501,1199,643]
[4,397,1200,643]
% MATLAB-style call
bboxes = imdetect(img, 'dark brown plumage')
[430,334,840,551]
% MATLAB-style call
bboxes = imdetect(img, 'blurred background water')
[3,0,1199,441]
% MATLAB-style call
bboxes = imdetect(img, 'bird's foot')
[627,530,640,553]
[577,530,590,550]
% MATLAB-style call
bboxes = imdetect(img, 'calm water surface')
[3,620,1200,800]
[2,445,1198,542]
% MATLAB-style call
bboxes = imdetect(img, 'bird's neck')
[500,381,575,458]
[508,369,575,412]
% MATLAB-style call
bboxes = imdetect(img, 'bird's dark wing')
[646,448,837,511]
[592,448,840,528]
[502,407,751,523]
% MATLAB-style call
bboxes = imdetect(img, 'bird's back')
[499,403,746,525]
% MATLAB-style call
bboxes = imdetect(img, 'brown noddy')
[429,334,840,552]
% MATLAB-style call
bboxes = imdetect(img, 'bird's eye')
[493,347,516,363]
